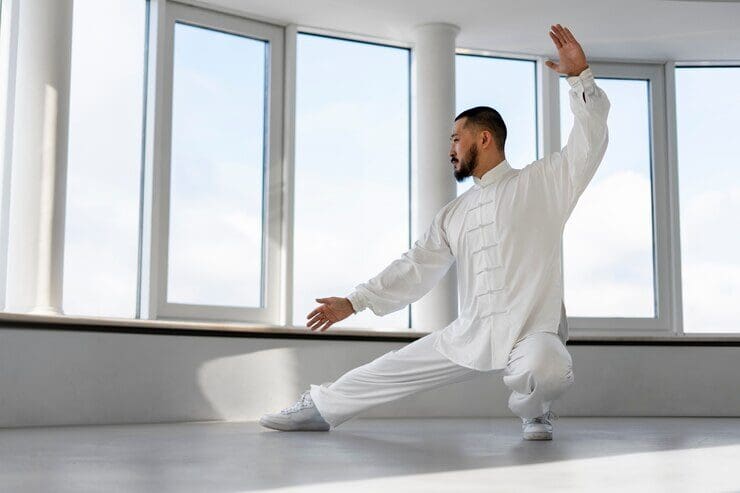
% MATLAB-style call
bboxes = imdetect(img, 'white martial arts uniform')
[310,67,610,429]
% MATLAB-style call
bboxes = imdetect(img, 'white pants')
[309,330,574,429]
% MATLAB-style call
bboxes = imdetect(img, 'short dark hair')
[454,106,507,152]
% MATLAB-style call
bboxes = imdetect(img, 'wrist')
[568,64,589,77]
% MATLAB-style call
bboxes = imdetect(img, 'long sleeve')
[345,205,456,317]
[521,66,611,224]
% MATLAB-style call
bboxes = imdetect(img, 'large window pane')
[559,77,655,317]
[63,0,147,317]
[167,23,266,307]
[293,34,410,329]
[455,55,537,196]
[676,67,740,333]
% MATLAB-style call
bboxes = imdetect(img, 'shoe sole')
[523,431,552,440]
[259,416,330,432]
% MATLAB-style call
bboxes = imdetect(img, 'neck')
[472,155,506,179]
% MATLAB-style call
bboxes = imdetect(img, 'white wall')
[1,324,739,428]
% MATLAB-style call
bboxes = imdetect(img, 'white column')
[412,23,459,331]
[5,0,74,314]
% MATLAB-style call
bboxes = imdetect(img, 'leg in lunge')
[260,330,481,431]
[502,331,575,440]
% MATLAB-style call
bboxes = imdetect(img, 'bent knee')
[532,361,574,396]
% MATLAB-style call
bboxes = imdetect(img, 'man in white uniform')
[261,24,610,440]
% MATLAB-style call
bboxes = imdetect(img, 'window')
[166,22,266,308]
[4,1,730,341]
[557,63,674,334]
[559,74,656,318]
[151,3,283,322]
[63,0,147,317]
[675,66,740,333]
[455,54,538,196]
[292,33,411,330]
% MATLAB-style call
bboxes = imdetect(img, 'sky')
[167,22,265,308]
[56,0,738,333]
[293,33,411,330]
[559,77,655,318]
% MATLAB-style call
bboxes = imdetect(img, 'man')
[260,24,610,440]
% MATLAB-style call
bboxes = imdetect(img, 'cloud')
[563,169,655,317]
[679,185,740,333]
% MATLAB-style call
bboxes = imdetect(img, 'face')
[449,118,479,182]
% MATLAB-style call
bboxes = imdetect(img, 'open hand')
[545,24,589,77]
[306,296,354,331]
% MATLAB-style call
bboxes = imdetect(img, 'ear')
[480,130,493,149]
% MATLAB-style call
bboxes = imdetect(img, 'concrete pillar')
[5,0,74,314]
[412,23,459,331]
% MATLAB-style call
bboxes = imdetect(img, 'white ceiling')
[196,0,740,62]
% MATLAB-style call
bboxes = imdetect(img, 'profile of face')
[449,117,479,183]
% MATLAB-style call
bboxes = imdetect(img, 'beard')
[453,143,478,182]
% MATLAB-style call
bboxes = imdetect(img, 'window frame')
[557,61,678,337]
[670,61,740,337]
[142,0,284,323]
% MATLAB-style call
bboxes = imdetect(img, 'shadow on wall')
[0,325,414,427]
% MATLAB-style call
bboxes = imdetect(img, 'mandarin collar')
[472,159,511,188]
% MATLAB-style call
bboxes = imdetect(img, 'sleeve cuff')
[346,291,367,314]
[566,66,594,88]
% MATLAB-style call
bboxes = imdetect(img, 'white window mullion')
[280,24,298,327]
[663,61,684,336]
[537,57,561,162]
[139,0,168,320]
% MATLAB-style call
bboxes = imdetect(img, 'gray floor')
[1,418,739,492]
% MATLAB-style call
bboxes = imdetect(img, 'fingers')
[550,24,570,46]
[308,314,332,331]
[307,313,323,328]
[549,30,562,49]
[305,296,339,331]
[545,60,559,72]
[307,297,329,319]
[550,25,565,46]
[308,308,333,330]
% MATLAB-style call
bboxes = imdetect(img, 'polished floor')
[1,418,739,492]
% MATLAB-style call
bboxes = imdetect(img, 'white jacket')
[347,67,611,370]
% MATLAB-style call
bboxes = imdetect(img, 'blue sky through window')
[675,67,740,333]
[167,22,265,307]
[292,33,411,329]
[64,0,147,317]
[559,76,656,318]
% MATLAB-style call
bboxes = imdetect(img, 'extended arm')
[552,67,610,220]
[345,206,456,317]
[522,25,611,224]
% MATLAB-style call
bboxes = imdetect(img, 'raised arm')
[345,204,456,317]
[522,24,610,224]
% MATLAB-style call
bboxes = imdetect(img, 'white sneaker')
[259,389,331,431]
[521,410,558,440]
